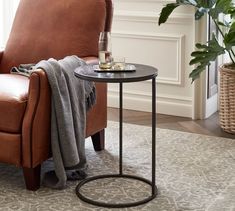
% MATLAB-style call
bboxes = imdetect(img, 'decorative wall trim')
[109,88,192,102]
[156,0,175,2]
[110,0,198,118]
[116,0,175,3]
[114,11,193,25]
[108,90,192,118]
[112,32,185,85]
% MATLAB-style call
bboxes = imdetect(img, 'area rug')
[0,121,234,211]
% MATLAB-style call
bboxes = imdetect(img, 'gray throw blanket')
[32,56,95,189]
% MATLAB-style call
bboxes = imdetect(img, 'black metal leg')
[119,82,123,175]
[152,77,156,195]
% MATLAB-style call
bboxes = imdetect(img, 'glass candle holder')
[112,57,126,70]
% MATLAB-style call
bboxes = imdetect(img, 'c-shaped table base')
[76,76,157,208]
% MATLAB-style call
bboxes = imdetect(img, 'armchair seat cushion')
[0,74,29,133]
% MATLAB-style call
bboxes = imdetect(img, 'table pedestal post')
[119,82,123,175]
[152,77,156,195]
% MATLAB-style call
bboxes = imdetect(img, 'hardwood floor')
[108,107,235,139]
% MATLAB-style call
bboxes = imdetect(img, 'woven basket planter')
[220,65,235,134]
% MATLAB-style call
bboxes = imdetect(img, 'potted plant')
[159,0,235,134]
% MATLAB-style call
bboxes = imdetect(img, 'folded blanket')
[36,56,96,189]
[12,56,96,189]
[11,63,36,77]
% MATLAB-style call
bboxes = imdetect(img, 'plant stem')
[228,51,235,64]
[212,18,235,64]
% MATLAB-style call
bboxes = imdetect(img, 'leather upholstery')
[0,74,29,133]
[0,132,21,166]
[0,0,112,172]
[0,0,106,73]
[86,83,107,136]
[105,0,113,32]
[0,51,3,62]
[22,69,51,167]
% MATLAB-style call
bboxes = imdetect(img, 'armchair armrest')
[83,56,98,65]
[22,69,51,168]
[0,50,4,73]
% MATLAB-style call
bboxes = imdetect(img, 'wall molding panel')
[110,0,195,118]
[112,31,185,86]
[108,89,192,118]
[116,0,175,4]
[117,0,174,2]
[114,11,193,25]
[109,88,192,103]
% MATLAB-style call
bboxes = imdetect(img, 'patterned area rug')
[0,121,234,211]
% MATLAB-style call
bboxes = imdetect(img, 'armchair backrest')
[0,0,113,73]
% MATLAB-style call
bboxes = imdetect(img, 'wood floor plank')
[107,107,235,139]
[178,121,215,136]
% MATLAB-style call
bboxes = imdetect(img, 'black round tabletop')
[74,63,158,83]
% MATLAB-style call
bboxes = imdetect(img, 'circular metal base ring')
[75,174,158,208]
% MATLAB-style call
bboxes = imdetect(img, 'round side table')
[74,63,158,208]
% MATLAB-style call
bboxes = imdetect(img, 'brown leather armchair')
[0,0,113,190]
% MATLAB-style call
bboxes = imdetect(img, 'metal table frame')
[75,64,158,208]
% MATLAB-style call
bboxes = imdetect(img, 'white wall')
[1,0,198,118]
[109,0,196,118]
[0,3,4,48]
[0,0,19,48]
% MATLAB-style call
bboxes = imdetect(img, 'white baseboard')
[156,100,192,117]
[108,92,192,118]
